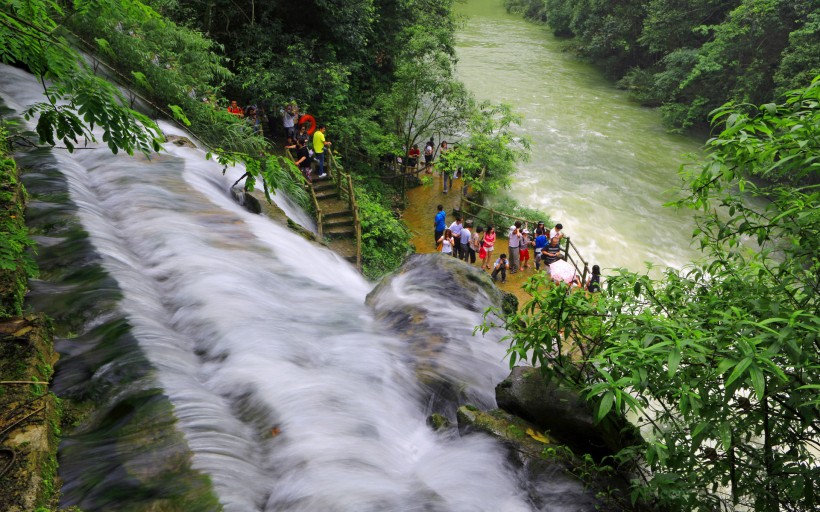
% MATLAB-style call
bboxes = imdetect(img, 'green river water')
[455,0,706,273]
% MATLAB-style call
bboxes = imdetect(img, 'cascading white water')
[1,65,591,511]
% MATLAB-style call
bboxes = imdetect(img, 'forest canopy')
[505,0,820,132]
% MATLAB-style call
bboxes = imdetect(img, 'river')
[455,0,705,272]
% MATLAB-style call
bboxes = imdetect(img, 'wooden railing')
[327,151,362,271]
[459,197,536,231]
[460,196,591,284]
[284,150,323,238]
[563,236,590,286]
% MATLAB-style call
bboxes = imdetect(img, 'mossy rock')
[496,366,643,459]
[0,315,61,512]
[456,405,553,459]
[456,405,610,510]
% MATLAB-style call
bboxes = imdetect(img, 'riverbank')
[402,174,539,305]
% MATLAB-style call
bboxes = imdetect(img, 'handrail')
[285,149,323,238]
[461,197,591,285]
[326,150,362,271]
[460,197,535,227]
[347,174,362,271]
[563,236,590,285]
[311,188,324,239]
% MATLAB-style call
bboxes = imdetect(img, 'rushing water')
[1,65,598,511]
[455,0,705,272]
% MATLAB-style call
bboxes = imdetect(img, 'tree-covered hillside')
[505,0,820,131]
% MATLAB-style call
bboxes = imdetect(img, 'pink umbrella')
[549,259,577,285]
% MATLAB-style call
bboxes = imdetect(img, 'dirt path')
[402,174,536,306]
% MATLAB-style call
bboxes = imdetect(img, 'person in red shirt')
[407,144,420,170]
[227,100,243,117]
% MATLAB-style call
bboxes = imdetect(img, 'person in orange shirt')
[227,100,243,117]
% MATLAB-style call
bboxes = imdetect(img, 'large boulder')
[456,405,623,511]
[366,254,516,413]
[496,366,642,458]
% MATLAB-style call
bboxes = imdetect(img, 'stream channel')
[455,0,705,272]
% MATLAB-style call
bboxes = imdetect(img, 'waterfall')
[1,64,589,511]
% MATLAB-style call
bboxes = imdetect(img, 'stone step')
[312,181,337,193]
[324,217,354,229]
[323,210,353,220]
[324,225,356,237]
[315,191,339,200]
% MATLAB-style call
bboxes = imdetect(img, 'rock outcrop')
[496,366,643,459]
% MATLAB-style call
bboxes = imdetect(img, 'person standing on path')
[228,100,244,117]
[520,228,531,269]
[313,125,331,178]
[543,237,564,266]
[550,223,564,241]
[438,229,455,256]
[481,226,496,269]
[407,144,420,170]
[448,217,463,259]
[296,124,309,147]
[460,221,472,263]
[469,225,482,265]
[434,204,446,246]
[424,138,434,173]
[293,138,313,183]
[533,229,548,270]
[507,221,522,273]
[440,141,451,193]
[586,264,601,292]
[283,104,298,139]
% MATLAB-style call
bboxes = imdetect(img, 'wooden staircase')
[302,154,362,270]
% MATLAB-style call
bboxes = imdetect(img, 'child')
[491,253,510,284]
[586,264,601,292]
[520,228,531,269]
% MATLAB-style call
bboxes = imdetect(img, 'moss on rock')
[0,315,62,512]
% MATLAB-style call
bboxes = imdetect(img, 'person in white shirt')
[460,221,473,263]
[508,221,523,273]
[448,218,464,259]
[549,223,564,241]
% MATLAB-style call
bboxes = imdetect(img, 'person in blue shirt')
[533,231,549,270]
[434,204,446,246]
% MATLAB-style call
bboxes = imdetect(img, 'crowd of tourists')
[434,205,601,292]
[227,100,333,183]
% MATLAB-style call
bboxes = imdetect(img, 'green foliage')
[508,0,820,132]
[355,185,412,279]
[437,102,530,195]
[493,77,820,510]
[0,0,163,155]
[468,196,551,234]
[378,24,471,160]
[0,127,38,317]
[702,75,820,184]
[504,0,549,23]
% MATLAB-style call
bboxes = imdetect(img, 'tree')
[378,26,471,164]
[1,0,162,154]
[436,102,530,195]
[491,76,820,510]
